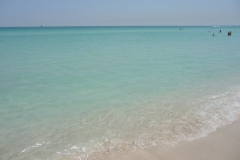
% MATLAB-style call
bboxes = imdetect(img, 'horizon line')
[0,24,240,28]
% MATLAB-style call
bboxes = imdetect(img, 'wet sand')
[109,118,240,160]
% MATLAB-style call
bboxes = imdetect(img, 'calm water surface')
[0,26,240,159]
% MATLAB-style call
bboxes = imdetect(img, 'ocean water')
[0,26,240,159]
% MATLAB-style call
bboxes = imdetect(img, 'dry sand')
[108,118,240,160]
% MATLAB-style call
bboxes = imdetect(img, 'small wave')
[55,89,240,160]
[20,141,51,154]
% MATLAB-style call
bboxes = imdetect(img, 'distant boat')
[228,31,232,36]
[41,25,42,27]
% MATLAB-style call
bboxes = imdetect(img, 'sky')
[0,0,239,27]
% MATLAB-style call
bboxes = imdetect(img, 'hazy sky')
[0,0,239,27]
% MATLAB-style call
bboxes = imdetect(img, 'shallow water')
[0,26,240,159]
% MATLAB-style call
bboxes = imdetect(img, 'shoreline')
[108,117,240,160]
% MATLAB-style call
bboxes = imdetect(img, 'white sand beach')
[109,118,240,160]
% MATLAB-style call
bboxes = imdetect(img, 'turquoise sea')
[0,26,240,159]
